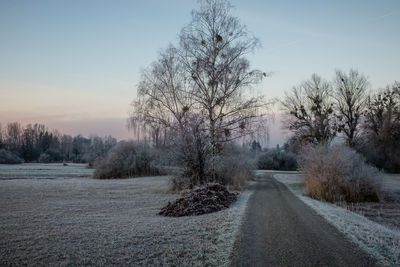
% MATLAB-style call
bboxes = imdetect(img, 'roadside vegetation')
[299,144,382,203]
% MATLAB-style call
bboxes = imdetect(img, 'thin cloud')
[369,11,397,22]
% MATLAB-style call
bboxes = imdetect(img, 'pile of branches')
[159,183,238,217]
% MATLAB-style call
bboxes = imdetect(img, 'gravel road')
[231,173,378,267]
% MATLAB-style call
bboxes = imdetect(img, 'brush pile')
[159,183,238,217]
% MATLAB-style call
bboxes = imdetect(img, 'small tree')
[0,123,3,149]
[281,74,336,145]
[5,122,22,154]
[333,69,369,147]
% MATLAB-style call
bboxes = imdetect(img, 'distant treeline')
[0,122,117,164]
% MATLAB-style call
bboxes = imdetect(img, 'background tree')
[360,82,400,172]
[5,122,22,154]
[0,123,3,149]
[281,74,336,145]
[129,46,194,146]
[60,134,73,161]
[21,124,36,161]
[333,69,369,147]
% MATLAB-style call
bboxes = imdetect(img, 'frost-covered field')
[0,163,93,179]
[274,173,400,266]
[383,174,400,190]
[0,164,251,266]
[383,174,400,202]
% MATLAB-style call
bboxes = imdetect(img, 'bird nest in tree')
[159,183,238,217]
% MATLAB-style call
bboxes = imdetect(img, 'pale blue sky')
[0,0,399,145]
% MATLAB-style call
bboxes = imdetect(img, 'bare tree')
[281,74,336,144]
[0,123,3,149]
[129,0,269,185]
[129,46,195,145]
[5,122,22,153]
[179,0,268,150]
[61,134,73,160]
[333,69,369,147]
[364,82,400,137]
[361,82,400,172]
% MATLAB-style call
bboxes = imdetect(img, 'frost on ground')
[274,173,400,266]
[0,163,93,179]
[0,164,251,266]
[341,174,400,230]
[343,202,400,230]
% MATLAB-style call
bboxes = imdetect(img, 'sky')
[0,0,399,146]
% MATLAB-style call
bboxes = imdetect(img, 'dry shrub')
[299,144,382,203]
[93,141,163,179]
[212,153,253,190]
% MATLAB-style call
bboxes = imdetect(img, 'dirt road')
[231,173,377,267]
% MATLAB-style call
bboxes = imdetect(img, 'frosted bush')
[0,149,24,164]
[93,141,163,179]
[299,144,382,203]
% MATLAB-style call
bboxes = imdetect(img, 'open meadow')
[0,164,250,266]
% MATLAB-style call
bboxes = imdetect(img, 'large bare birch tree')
[130,0,269,186]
